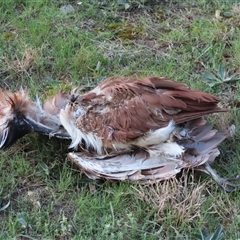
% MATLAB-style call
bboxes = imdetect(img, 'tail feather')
[181,120,227,165]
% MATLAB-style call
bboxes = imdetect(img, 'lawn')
[1,0,240,239]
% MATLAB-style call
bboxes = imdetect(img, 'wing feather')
[67,119,226,183]
[77,77,226,144]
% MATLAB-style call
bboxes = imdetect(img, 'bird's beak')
[24,118,53,134]
[0,116,69,149]
[25,118,70,139]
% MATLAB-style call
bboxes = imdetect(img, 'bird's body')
[0,76,237,191]
[59,77,225,155]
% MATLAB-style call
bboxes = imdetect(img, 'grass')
[1,0,240,238]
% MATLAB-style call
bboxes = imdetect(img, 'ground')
[1,0,240,239]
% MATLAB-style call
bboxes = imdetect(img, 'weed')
[202,63,240,87]
[195,225,224,240]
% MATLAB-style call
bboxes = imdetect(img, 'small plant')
[201,64,240,87]
[0,186,10,212]
[38,161,50,176]
[194,225,224,240]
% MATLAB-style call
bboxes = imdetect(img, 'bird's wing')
[67,118,227,183]
[68,151,184,182]
[77,77,226,144]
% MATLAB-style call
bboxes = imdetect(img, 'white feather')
[147,142,184,158]
[0,128,8,148]
[35,95,44,115]
[133,120,176,147]
[60,106,104,154]
[84,132,103,154]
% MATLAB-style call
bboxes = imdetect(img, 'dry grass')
[209,111,235,136]
[4,47,38,75]
[133,172,206,226]
[232,3,240,15]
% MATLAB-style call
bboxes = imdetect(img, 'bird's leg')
[196,162,240,192]
[169,130,182,142]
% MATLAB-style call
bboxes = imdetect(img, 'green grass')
[1,0,240,239]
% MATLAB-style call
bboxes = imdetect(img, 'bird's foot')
[217,176,240,193]
[196,162,240,193]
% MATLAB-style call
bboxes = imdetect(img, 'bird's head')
[0,89,60,149]
[0,89,36,149]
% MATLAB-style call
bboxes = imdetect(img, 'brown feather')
[43,91,71,115]
[0,90,32,116]
[72,77,226,145]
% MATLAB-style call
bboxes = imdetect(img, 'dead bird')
[0,76,237,191]
[59,76,237,191]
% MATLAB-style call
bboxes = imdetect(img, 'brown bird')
[59,76,237,191]
[0,77,237,191]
